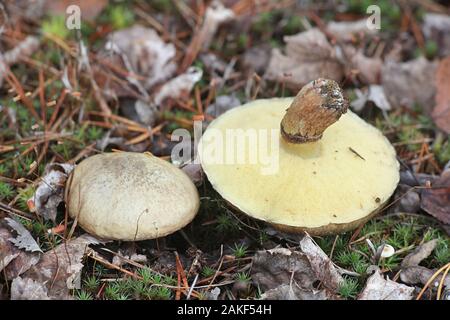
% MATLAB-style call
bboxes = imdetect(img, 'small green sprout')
[232,243,248,258]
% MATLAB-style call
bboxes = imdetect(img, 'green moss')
[41,15,70,39]
[0,181,14,200]
[338,277,360,299]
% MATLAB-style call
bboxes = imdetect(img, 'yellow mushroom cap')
[66,152,199,240]
[199,96,399,235]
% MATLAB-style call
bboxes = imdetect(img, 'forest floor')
[0,0,449,300]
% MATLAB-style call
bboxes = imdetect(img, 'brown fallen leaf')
[399,240,450,290]
[421,170,450,225]
[358,268,414,300]
[422,13,450,58]
[0,224,19,272]
[264,28,344,90]
[382,57,437,112]
[0,36,40,87]
[10,276,50,300]
[11,234,100,300]
[432,56,450,133]
[0,220,40,279]
[29,163,74,221]
[343,46,382,84]
[205,95,241,118]
[152,67,203,106]
[351,85,391,112]
[326,19,378,42]
[180,162,204,186]
[5,218,42,253]
[105,25,177,91]
[400,266,450,288]
[252,234,343,300]
[299,235,343,291]
[401,239,439,268]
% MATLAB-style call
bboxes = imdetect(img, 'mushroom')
[66,152,199,240]
[199,79,399,235]
[379,244,395,259]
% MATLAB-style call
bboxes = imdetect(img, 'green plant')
[145,286,172,300]
[216,213,239,233]
[104,283,122,300]
[336,251,363,268]
[338,277,359,299]
[138,267,154,284]
[435,240,450,265]
[42,16,70,39]
[232,243,248,258]
[87,126,104,141]
[201,266,216,278]
[94,264,107,276]
[0,181,14,199]
[236,272,251,282]
[83,276,100,292]
[17,186,36,211]
[0,164,8,176]
[108,5,135,29]
[76,290,94,300]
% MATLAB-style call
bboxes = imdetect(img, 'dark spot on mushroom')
[375,197,381,203]
[333,214,337,218]
[313,171,317,175]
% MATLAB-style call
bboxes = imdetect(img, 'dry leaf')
[342,46,382,84]
[421,170,450,225]
[327,19,378,42]
[399,239,450,290]
[5,217,42,253]
[422,13,450,57]
[119,98,157,127]
[0,36,39,87]
[358,268,414,300]
[299,235,343,291]
[0,224,19,272]
[10,276,50,300]
[205,95,241,118]
[152,67,203,106]
[401,239,439,268]
[252,234,343,300]
[180,162,204,186]
[200,1,235,50]
[400,266,450,288]
[29,163,74,221]
[241,45,271,74]
[13,234,100,300]
[351,85,391,111]
[264,28,344,90]
[112,250,147,267]
[106,25,177,91]
[432,56,450,133]
[0,221,40,278]
[382,57,437,112]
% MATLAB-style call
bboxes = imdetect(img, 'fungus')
[199,79,399,235]
[66,152,199,240]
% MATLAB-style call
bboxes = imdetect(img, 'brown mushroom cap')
[66,152,199,240]
[199,79,399,235]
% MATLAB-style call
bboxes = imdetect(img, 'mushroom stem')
[280,78,348,144]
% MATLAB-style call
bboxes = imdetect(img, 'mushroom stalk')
[280,78,348,144]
